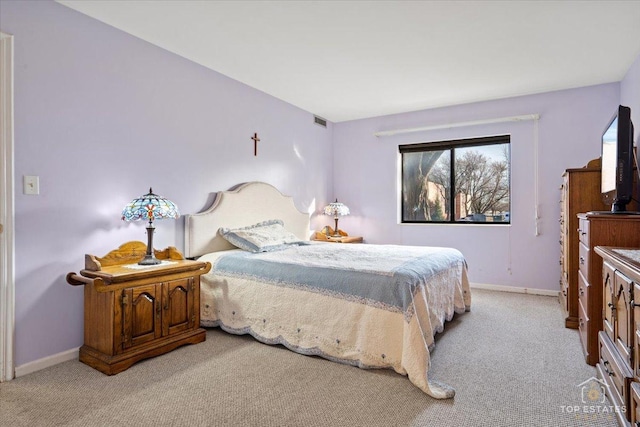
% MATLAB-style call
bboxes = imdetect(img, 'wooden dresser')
[595,247,640,426]
[577,215,640,366]
[560,159,607,328]
[67,242,211,375]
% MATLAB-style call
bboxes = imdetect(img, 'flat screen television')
[601,105,636,213]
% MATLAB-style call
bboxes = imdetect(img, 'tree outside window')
[400,135,510,224]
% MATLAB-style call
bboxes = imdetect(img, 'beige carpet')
[0,289,617,426]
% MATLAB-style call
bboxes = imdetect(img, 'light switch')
[23,175,39,195]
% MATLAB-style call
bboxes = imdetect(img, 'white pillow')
[218,219,303,252]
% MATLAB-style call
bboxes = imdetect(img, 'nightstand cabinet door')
[122,284,162,350]
[163,277,195,337]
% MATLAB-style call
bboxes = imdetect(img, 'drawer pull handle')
[579,288,584,296]
[603,360,615,377]
[608,302,616,311]
[579,256,585,265]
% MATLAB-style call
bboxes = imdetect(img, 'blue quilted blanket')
[212,242,466,316]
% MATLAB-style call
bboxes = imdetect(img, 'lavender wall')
[1,1,333,366]
[621,52,640,143]
[332,84,621,291]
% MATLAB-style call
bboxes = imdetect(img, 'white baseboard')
[14,347,79,378]
[470,282,559,297]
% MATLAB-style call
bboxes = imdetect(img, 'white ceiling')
[57,1,640,123]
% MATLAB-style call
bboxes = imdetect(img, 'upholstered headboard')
[184,182,311,258]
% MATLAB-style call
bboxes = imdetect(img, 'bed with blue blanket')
[185,182,471,399]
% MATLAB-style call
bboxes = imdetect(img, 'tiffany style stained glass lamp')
[323,199,350,237]
[121,188,180,265]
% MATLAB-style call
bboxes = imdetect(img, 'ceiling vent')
[314,115,327,128]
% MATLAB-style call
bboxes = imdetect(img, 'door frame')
[0,31,15,382]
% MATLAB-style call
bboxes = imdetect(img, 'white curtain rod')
[374,113,540,137]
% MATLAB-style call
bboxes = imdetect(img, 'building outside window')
[400,135,510,224]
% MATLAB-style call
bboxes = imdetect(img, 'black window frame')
[399,134,511,225]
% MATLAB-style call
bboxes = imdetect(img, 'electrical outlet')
[23,175,39,195]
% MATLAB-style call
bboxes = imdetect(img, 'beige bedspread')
[198,243,470,398]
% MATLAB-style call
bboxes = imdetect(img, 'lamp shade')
[323,199,350,218]
[121,188,179,265]
[122,188,180,223]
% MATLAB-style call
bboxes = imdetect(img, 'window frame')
[399,134,511,225]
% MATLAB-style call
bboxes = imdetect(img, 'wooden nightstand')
[67,241,211,375]
[313,235,363,243]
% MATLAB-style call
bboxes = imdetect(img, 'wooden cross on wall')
[251,133,260,156]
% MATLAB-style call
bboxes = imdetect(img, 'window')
[400,135,510,224]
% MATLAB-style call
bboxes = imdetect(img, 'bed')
[184,182,471,399]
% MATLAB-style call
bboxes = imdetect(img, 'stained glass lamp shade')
[323,199,350,237]
[121,188,180,265]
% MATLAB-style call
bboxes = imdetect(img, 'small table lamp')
[323,199,350,237]
[121,188,180,265]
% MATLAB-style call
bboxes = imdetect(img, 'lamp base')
[138,254,161,265]
[139,223,161,265]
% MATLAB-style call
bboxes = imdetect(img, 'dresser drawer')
[578,299,589,358]
[560,278,569,313]
[578,242,590,282]
[599,331,633,421]
[578,217,589,245]
[577,270,588,315]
